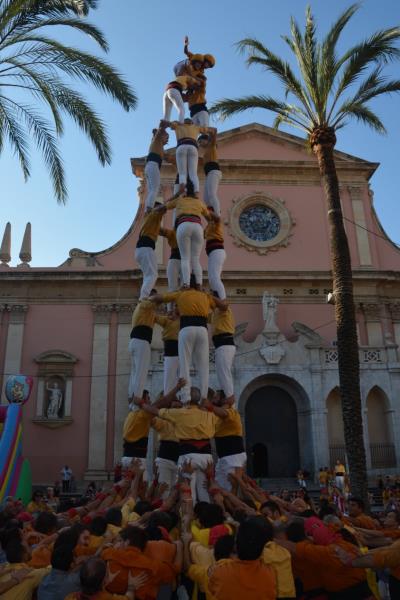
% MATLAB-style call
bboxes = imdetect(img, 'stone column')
[1,305,28,403]
[113,304,133,463]
[85,305,113,480]
[388,303,400,356]
[362,303,383,346]
[348,186,372,267]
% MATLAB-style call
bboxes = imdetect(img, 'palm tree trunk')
[312,129,368,506]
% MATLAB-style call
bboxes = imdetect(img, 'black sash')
[190,103,208,117]
[136,235,155,249]
[158,440,180,462]
[215,435,244,458]
[123,437,148,458]
[204,161,220,175]
[130,325,153,343]
[212,333,235,348]
[180,316,207,329]
[146,152,162,168]
[164,340,178,357]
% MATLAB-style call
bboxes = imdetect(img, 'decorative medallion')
[226,193,295,255]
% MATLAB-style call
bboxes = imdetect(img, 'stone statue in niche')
[46,378,64,419]
[262,292,279,332]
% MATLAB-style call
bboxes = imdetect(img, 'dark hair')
[79,557,106,596]
[148,511,173,532]
[285,520,306,542]
[105,507,122,527]
[261,500,281,515]
[386,510,400,525]
[51,544,74,571]
[349,497,365,511]
[198,504,224,529]
[318,502,338,520]
[121,526,148,551]
[339,527,359,547]
[134,501,152,516]
[237,517,272,560]
[5,538,25,563]
[232,509,248,524]
[35,512,58,535]
[0,526,21,549]
[54,523,87,551]
[214,535,234,561]
[90,516,107,537]
[32,490,43,501]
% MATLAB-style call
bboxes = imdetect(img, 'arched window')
[366,387,396,468]
[326,388,346,466]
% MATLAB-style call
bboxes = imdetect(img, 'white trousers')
[135,246,158,299]
[176,144,199,192]
[178,326,209,403]
[208,248,226,300]
[204,169,222,215]
[192,110,209,127]
[215,344,236,397]
[335,475,345,491]
[128,338,151,399]
[176,222,203,286]
[178,453,212,503]
[163,355,179,395]
[155,457,178,497]
[144,161,161,210]
[163,88,185,123]
[167,258,180,292]
[215,452,247,491]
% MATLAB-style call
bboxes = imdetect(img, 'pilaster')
[85,305,113,480]
[348,186,372,267]
[1,304,28,403]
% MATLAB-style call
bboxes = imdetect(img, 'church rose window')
[226,193,295,255]
[239,204,281,242]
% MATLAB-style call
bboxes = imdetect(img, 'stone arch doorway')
[241,375,312,478]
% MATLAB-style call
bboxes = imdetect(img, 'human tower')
[122,38,246,503]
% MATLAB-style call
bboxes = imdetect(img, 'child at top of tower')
[173,36,216,78]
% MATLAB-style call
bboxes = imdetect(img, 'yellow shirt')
[215,408,243,438]
[172,75,199,90]
[122,409,153,442]
[160,227,178,249]
[152,416,178,442]
[203,138,218,164]
[149,129,166,157]
[138,210,163,241]
[155,315,179,341]
[170,121,209,141]
[131,300,156,328]
[162,289,215,317]
[187,77,206,106]
[158,405,220,440]
[167,196,209,220]
[0,563,50,600]
[205,220,224,242]
[335,463,346,475]
[211,307,235,336]
[262,542,296,598]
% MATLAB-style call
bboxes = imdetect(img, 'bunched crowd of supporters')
[1,452,400,600]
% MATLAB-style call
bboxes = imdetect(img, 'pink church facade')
[1,123,400,484]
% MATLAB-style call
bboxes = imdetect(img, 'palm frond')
[333,101,387,133]
[0,98,30,177]
[211,95,310,132]
[236,37,317,123]
[319,3,360,108]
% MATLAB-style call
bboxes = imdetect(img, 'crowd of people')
[2,459,400,599]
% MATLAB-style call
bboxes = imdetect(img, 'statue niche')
[45,376,65,419]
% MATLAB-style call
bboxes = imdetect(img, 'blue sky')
[1,0,399,266]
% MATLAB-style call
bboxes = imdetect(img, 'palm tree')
[212,4,400,503]
[0,0,136,202]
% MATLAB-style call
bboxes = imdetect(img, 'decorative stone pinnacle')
[18,222,32,267]
[0,222,11,265]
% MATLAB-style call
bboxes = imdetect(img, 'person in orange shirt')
[209,517,276,600]
[102,525,182,600]
[343,497,379,530]
[279,524,375,599]
[65,556,148,600]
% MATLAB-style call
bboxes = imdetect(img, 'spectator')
[61,465,73,493]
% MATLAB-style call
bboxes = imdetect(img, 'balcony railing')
[370,443,396,469]
[324,346,387,365]
[329,443,397,469]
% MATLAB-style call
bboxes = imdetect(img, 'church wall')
[20,304,93,482]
